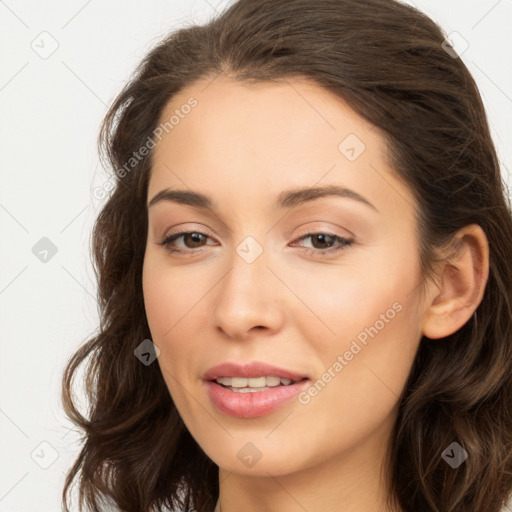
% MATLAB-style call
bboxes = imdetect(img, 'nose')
[212,245,285,340]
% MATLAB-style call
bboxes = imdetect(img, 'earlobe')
[421,224,489,340]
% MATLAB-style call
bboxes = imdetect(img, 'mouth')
[205,376,311,418]
[203,361,310,383]
[202,362,311,417]
[210,375,309,393]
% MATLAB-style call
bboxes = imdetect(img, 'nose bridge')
[212,233,283,338]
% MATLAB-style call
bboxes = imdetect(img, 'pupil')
[314,234,332,248]
[187,233,204,247]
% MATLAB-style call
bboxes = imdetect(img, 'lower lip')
[205,379,310,418]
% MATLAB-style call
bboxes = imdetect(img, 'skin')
[142,76,489,512]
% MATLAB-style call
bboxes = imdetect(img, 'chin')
[202,440,308,477]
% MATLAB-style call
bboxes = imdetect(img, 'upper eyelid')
[160,220,355,239]
[161,223,228,241]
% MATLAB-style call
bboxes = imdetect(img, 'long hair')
[61,1,512,511]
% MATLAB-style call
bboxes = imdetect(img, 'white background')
[1,1,511,510]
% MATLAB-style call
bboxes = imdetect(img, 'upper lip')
[203,362,310,382]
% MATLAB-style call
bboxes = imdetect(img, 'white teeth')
[215,376,296,388]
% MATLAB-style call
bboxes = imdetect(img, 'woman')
[61,0,512,511]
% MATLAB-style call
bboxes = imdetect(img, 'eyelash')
[157,230,354,256]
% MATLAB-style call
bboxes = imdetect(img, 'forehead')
[148,76,414,219]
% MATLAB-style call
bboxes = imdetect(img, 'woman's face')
[143,76,427,476]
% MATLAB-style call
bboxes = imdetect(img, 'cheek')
[290,290,420,460]
[142,254,207,339]
[142,258,190,389]
[287,256,414,348]
[142,253,215,399]
[289,245,422,400]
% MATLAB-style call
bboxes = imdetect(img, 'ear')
[421,224,489,339]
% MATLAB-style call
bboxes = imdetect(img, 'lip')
[205,379,311,418]
[203,361,311,418]
[203,361,309,382]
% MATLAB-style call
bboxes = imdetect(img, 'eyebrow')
[147,184,379,213]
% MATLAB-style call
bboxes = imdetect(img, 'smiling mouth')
[205,376,311,418]
[212,376,308,392]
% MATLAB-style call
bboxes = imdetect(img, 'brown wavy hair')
[61,0,512,511]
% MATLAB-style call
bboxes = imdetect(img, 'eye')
[156,230,353,256]
[158,230,217,254]
[290,232,354,256]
